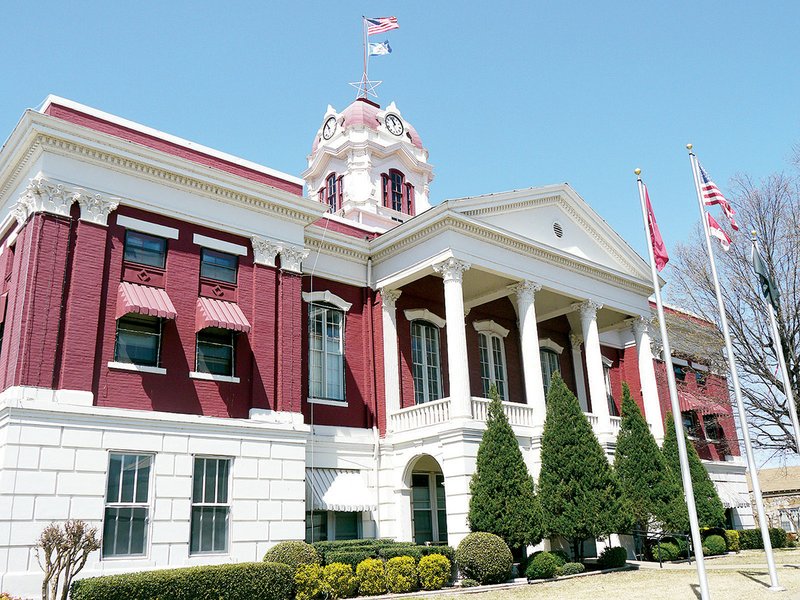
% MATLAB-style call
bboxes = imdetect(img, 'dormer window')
[381,170,415,216]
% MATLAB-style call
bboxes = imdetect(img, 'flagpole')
[361,16,368,99]
[687,145,783,591]
[635,169,711,600]
[752,234,800,453]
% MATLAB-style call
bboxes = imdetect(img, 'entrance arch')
[405,454,448,544]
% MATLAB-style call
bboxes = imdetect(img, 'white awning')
[306,468,377,512]
[715,480,751,509]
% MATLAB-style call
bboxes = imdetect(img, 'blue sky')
[1,1,798,272]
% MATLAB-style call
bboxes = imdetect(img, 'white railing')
[584,412,600,428]
[390,397,451,432]
[609,416,622,436]
[470,397,538,428]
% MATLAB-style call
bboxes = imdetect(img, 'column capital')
[569,333,584,349]
[251,235,282,267]
[280,245,309,274]
[380,288,402,309]
[74,190,119,226]
[573,299,603,321]
[15,176,77,223]
[433,257,471,283]
[510,280,541,303]
[629,315,653,338]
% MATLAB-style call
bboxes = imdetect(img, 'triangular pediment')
[449,185,651,281]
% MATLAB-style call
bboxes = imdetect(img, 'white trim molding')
[472,319,510,338]
[302,291,353,312]
[108,361,167,375]
[117,215,180,240]
[189,371,241,384]
[251,236,282,267]
[601,355,613,368]
[404,308,446,329]
[193,233,248,256]
[538,338,565,354]
[307,397,348,407]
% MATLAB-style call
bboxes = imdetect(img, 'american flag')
[698,162,739,231]
[366,16,399,35]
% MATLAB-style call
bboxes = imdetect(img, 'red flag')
[707,212,732,251]
[644,183,669,271]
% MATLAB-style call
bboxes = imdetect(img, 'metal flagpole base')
[767,585,786,592]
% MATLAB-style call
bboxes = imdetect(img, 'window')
[325,174,339,213]
[309,303,345,401]
[478,333,507,400]
[411,473,447,544]
[103,453,152,558]
[703,414,724,442]
[306,511,327,543]
[114,315,162,367]
[304,511,361,543]
[124,230,167,269]
[673,364,687,382]
[695,370,708,386]
[190,457,230,554]
[382,170,413,214]
[411,321,443,404]
[682,411,701,438]
[200,248,237,284]
[604,362,619,417]
[540,349,560,396]
[389,171,404,212]
[196,328,235,376]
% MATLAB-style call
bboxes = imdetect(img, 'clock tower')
[303,98,433,231]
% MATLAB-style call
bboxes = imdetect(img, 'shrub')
[295,563,325,600]
[724,530,740,553]
[557,562,586,576]
[385,556,418,593]
[674,537,689,558]
[771,527,789,549]
[264,541,320,571]
[597,546,628,569]
[525,551,561,580]
[651,542,680,562]
[418,554,451,591]
[739,529,762,549]
[420,545,455,563]
[788,539,798,548]
[356,558,386,596]
[1,594,22,600]
[379,546,422,561]
[455,532,513,584]
[325,550,375,570]
[324,563,358,600]
[71,562,294,600]
[38,520,100,600]
[461,578,480,588]
[703,535,726,556]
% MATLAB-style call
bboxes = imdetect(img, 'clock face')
[322,116,337,140]
[385,114,404,136]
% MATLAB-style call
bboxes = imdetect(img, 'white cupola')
[302,98,434,231]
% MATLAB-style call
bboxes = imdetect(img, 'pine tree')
[614,383,682,532]
[661,413,726,529]
[538,374,629,559]
[468,385,543,555]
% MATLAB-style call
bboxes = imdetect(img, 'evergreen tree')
[661,413,727,529]
[614,383,682,532]
[468,385,543,555]
[538,374,629,559]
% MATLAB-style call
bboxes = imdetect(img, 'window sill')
[108,361,167,375]
[308,397,347,407]
[190,371,240,383]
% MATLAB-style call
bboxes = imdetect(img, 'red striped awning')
[196,297,251,333]
[116,282,177,320]
[678,390,729,416]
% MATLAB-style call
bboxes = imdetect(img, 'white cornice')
[302,138,433,181]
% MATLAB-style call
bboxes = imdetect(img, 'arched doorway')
[407,455,448,544]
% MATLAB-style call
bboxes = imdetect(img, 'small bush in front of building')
[455,532,513,584]
[703,535,727,556]
[460,578,480,587]
[724,530,740,552]
[418,553,451,591]
[651,542,680,562]
[597,546,628,569]
[556,562,586,576]
[525,551,561,580]
[264,540,321,571]
[385,556,418,593]
[71,562,294,600]
[771,527,789,549]
[378,546,422,561]
[356,558,387,596]
[325,550,375,570]
[323,562,358,599]
[738,527,789,550]
[295,563,325,600]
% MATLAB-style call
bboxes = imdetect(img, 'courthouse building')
[0,96,751,596]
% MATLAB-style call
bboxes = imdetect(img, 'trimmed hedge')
[386,556,418,593]
[725,530,740,553]
[418,554,451,591]
[264,541,320,570]
[455,532,513,585]
[311,538,453,567]
[597,546,628,569]
[356,558,387,596]
[651,542,680,562]
[739,528,789,550]
[525,552,561,580]
[70,562,293,600]
[557,562,586,576]
[703,535,726,556]
[323,563,358,600]
[325,550,375,570]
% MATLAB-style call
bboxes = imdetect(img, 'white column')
[433,257,472,419]
[631,315,665,442]
[570,333,589,412]
[512,281,546,429]
[575,300,611,435]
[380,289,402,429]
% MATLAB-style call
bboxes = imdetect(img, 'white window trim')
[190,456,232,556]
[601,355,613,368]
[117,215,179,240]
[404,308,445,329]
[478,331,509,401]
[410,320,443,404]
[539,338,565,354]
[473,319,510,338]
[189,371,240,384]
[303,291,352,312]
[308,397,348,407]
[308,303,346,402]
[108,361,167,375]
[101,452,155,561]
[193,233,248,257]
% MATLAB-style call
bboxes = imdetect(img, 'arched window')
[325,173,338,213]
[540,348,560,396]
[410,320,442,404]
